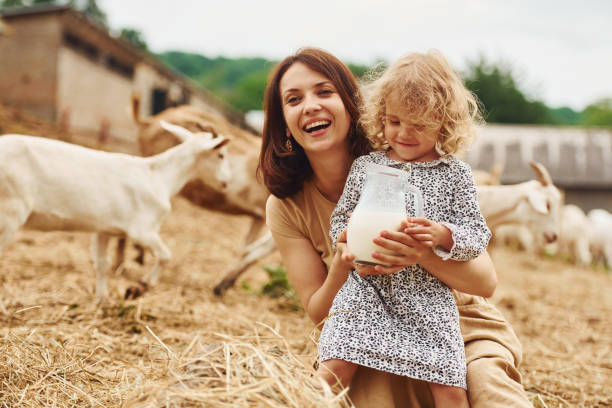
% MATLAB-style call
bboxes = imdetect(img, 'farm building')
[466,124,612,212]
[0,4,251,152]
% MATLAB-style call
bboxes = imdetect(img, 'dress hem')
[319,348,467,389]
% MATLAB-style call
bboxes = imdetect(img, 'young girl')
[317,50,491,407]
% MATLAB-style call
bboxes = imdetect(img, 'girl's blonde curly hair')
[360,50,483,157]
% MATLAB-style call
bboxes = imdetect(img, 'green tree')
[228,70,268,111]
[548,106,583,125]
[119,27,148,51]
[158,51,213,78]
[78,0,106,27]
[1,0,27,6]
[582,99,612,126]
[1,0,61,9]
[347,62,371,79]
[463,56,552,124]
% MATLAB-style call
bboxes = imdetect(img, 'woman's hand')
[335,229,355,266]
[366,220,434,274]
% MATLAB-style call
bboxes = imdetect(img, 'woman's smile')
[303,118,331,136]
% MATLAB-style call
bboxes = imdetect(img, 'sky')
[97,0,612,111]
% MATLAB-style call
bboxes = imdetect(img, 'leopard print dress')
[318,151,491,388]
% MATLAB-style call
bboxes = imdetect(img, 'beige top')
[266,179,337,271]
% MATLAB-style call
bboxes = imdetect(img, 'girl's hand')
[402,217,453,251]
[369,225,434,269]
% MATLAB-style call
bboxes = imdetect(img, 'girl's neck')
[386,148,441,163]
[306,148,353,203]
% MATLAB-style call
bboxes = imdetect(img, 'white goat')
[491,224,536,251]
[477,162,562,249]
[0,124,229,302]
[555,204,592,266]
[473,162,504,186]
[588,208,612,268]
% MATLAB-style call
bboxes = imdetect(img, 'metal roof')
[465,124,612,188]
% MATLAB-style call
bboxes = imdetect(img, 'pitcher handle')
[405,185,424,217]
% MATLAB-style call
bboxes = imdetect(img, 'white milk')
[347,210,406,265]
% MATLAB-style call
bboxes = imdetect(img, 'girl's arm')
[369,228,497,297]
[435,162,491,261]
[271,230,353,325]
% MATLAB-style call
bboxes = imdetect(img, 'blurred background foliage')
[2,0,612,126]
[159,50,612,127]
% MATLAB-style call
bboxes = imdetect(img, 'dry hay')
[0,198,351,407]
[1,197,610,407]
[1,317,346,407]
[488,248,612,407]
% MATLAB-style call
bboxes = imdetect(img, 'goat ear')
[160,120,192,142]
[527,192,549,214]
[214,138,231,149]
[529,161,552,187]
[205,136,229,150]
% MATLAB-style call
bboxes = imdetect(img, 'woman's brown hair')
[258,47,371,198]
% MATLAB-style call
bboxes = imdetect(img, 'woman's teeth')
[304,121,331,133]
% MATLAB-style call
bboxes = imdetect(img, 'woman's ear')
[286,128,291,137]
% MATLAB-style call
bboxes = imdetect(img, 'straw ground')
[0,196,610,407]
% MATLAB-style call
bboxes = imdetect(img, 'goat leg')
[125,281,149,300]
[134,243,145,265]
[214,232,276,296]
[113,236,127,273]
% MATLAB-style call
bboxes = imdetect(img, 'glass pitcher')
[347,163,424,266]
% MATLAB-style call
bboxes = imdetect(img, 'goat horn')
[529,161,552,186]
[196,123,218,138]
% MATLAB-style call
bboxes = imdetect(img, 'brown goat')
[119,94,273,297]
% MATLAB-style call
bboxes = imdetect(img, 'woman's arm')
[420,250,497,297]
[369,226,498,297]
[271,230,353,325]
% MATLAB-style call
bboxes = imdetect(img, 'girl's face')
[279,62,351,156]
[383,92,440,163]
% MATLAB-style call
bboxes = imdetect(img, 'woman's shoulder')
[266,188,306,216]
[266,194,289,223]
[266,181,335,240]
[266,192,305,238]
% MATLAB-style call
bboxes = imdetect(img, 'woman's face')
[279,62,351,156]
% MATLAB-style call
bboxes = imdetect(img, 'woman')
[259,47,531,407]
